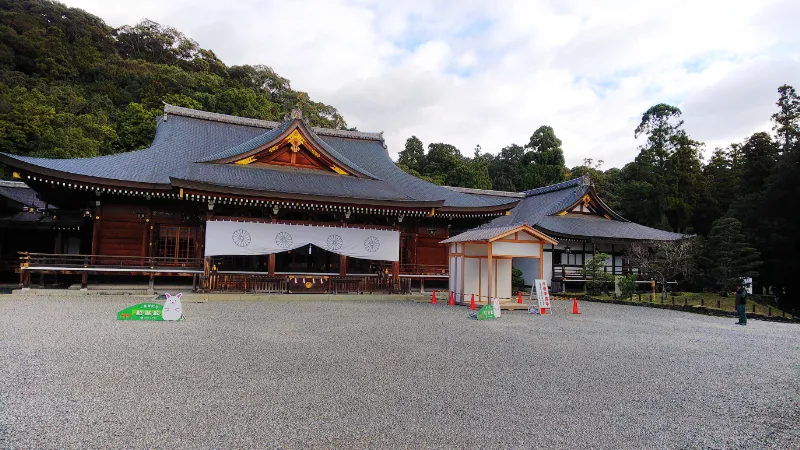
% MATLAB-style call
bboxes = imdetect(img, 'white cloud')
[63,0,800,169]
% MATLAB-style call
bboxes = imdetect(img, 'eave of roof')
[442,186,525,198]
[169,177,444,208]
[441,224,557,245]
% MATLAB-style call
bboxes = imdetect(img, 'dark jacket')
[735,287,747,306]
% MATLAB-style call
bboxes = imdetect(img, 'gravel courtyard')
[1,296,798,449]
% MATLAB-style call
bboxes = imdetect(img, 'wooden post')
[148,273,155,295]
[339,255,347,276]
[487,242,494,301]
[91,203,102,264]
[269,254,276,276]
[80,273,88,291]
[752,303,756,313]
[392,260,399,292]
[203,256,212,290]
[717,299,721,309]
[192,274,198,292]
[768,306,771,317]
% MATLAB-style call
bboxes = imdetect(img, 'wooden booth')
[443,224,557,303]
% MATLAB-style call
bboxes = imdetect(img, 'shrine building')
[1,105,683,295]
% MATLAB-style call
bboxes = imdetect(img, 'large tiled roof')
[0,180,46,209]
[0,105,516,210]
[537,215,684,241]
[472,175,684,242]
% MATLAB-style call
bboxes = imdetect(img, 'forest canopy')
[0,0,347,176]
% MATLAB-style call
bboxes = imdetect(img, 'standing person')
[735,283,748,326]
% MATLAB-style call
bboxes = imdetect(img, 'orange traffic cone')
[431,291,437,304]
[469,293,476,310]
[571,297,581,314]
[517,291,523,304]
[448,291,455,306]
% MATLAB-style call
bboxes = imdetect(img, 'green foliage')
[702,217,761,293]
[0,1,347,173]
[398,136,424,174]
[772,84,800,152]
[511,268,525,293]
[617,274,637,300]
[581,253,614,294]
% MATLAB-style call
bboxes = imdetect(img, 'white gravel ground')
[1,296,798,449]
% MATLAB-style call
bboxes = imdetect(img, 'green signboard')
[117,302,164,321]
[476,304,496,320]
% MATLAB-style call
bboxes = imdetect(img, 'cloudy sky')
[64,0,799,168]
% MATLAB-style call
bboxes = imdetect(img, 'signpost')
[530,279,552,315]
[117,302,163,321]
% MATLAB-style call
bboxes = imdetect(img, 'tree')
[397,136,425,174]
[702,218,761,294]
[627,239,698,301]
[524,125,567,187]
[771,84,800,152]
[581,253,614,295]
[762,133,800,310]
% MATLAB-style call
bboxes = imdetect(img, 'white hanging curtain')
[204,221,399,262]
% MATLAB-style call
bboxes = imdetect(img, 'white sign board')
[534,279,551,310]
[492,297,501,318]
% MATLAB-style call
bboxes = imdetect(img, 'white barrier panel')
[205,221,399,262]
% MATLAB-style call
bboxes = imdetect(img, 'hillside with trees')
[0,0,347,177]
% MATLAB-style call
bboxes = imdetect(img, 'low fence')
[557,293,798,323]
[207,273,412,294]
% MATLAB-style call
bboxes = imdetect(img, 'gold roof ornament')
[285,129,306,153]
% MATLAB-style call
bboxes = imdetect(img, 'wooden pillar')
[80,273,88,291]
[203,256,211,290]
[538,241,544,280]
[611,244,616,276]
[487,242,494,301]
[148,273,155,295]
[90,203,102,264]
[141,206,152,257]
[339,218,348,276]
[392,260,399,290]
[269,254,276,276]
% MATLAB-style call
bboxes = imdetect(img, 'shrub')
[618,274,637,300]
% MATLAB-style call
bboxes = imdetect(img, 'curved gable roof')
[0,105,518,211]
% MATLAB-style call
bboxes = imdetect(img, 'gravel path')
[1,296,798,449]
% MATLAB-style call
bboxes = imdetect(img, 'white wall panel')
[492,241,540,257]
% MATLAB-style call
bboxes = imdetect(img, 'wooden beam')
[487,242,494,302]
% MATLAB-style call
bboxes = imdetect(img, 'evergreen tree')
[397,136,425,174]
[771,84,800,152]
[524,125,567,188]
[703,217,761,294]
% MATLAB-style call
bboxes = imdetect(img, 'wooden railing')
[399,264,448,275]
[208,273,286,293]
[19,252,202,270]
[552,264,632,280]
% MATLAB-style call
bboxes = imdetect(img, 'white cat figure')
[162,292,183,321]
